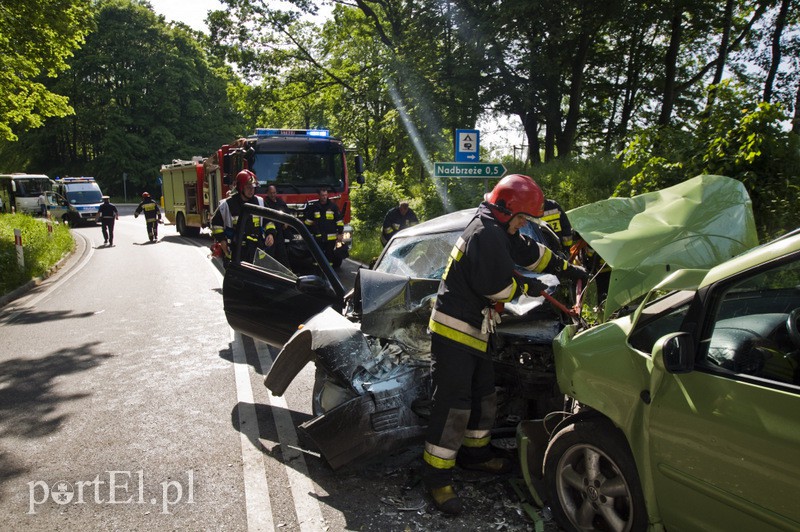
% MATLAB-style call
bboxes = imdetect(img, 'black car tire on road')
[543,419,648,532]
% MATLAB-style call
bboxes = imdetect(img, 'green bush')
[0,214,74,295]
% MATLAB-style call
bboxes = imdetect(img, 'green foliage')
[0,0,92,141]
[4,0,244,196]
[0,214,74,295]
[619,82,800,238]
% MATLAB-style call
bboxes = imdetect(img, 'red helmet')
[142,191,150,198]
[484,174,544,224]
[235,169,256,192]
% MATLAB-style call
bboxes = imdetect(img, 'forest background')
[1,0,799,255]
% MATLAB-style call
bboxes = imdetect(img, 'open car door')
[222,203,345,347]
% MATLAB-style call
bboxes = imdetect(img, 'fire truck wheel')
[176,213,186,235]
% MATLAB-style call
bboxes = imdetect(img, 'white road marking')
[255,341,326,531]
[193,235,324,530]
[231,330,275,532]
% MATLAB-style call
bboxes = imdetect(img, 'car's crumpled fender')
[264,307,373,396]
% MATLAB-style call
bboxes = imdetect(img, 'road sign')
[433,162,506,178]
[455,129,479,162]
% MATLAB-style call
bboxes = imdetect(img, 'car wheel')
[543,419,647,532]
[176,212,187,236]
[62,215,72,227]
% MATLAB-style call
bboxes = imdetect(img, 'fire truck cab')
[161,128,364,263]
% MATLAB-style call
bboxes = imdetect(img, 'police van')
[53,177,105,224]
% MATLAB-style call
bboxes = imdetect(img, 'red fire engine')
[161,128,364,258]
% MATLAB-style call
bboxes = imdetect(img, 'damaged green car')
[519,175,800,531]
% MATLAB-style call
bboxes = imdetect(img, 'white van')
[53,177,104,224]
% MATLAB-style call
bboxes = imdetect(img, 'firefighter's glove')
[481,306,502,334]
[522,278,547,297]
[562,264,589,281]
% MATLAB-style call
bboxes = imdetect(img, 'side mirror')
[653,332,695,374]
[354,155,365,185]
[296,275,333,296]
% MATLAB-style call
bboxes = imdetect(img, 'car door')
[648,252,800,531]
[222,203,345,347]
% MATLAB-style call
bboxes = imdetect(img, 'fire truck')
[161,128,364,263]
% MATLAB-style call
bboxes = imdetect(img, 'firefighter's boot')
[422,462,463,516]
[430,485,463,516]
[457,445,512,474]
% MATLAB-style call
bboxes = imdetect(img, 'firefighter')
[303,187,343,266]
[424,174,587,515]
[381,199,419,246]
[211,170,275,266]
[134,191,162,242]
[541,198,573,253]
[264,184,291,267]
[95,195,118,246]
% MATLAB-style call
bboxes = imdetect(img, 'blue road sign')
[455,129,480,162]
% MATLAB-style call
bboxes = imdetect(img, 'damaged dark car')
[222,205,575,469]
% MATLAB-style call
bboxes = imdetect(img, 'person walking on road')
[211,170,275,267]
[381,200,419,246]
[134,191,162,243]
[95,196,119,246]
[423,174,587,516]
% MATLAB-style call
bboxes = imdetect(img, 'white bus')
[0,173,52,214]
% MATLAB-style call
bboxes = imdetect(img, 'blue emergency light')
[254,128,330,137]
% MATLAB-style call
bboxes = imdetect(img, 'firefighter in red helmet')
[211,169,276,266]
[423,174,587,515]
[134,191,162,242]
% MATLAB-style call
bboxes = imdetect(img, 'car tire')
[62,215,72,227]
[543,419,648,532]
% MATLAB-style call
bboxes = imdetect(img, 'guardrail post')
[14,228,24,268]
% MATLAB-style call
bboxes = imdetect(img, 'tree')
[0,0,92,141]
[17,0,244,195]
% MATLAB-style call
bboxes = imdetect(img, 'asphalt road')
[0,208,553,531]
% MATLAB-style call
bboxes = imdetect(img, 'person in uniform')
[303,187,343,266]
[423,174,587,515]
[541,198,573,253]
[134,191,162,242]
[95,195,119,246]
[381,200,419,246]
[211,170,275,266]
[264,184,292,267]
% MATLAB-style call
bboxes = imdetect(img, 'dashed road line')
[254,341,326,531]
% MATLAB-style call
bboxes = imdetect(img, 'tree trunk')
[763,0,790,103]
[558,29,592,159]
[658,2,684,126]
[712,0,735,86]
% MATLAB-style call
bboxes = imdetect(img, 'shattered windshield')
[375,230,460,279]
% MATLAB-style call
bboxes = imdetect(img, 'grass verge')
[0,214,74,296]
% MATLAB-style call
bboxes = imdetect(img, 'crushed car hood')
[568,175,758,319]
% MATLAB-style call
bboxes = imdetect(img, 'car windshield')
[67,190,102,204]
[375,230,460,279]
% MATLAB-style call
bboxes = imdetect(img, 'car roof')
[390,208,477,239]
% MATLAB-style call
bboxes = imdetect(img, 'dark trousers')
[145,219,158,241]
[101,219,115,244]
[268,229,290,267]
[423,334,496,486]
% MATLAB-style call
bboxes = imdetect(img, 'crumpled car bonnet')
[568,175,758,319]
